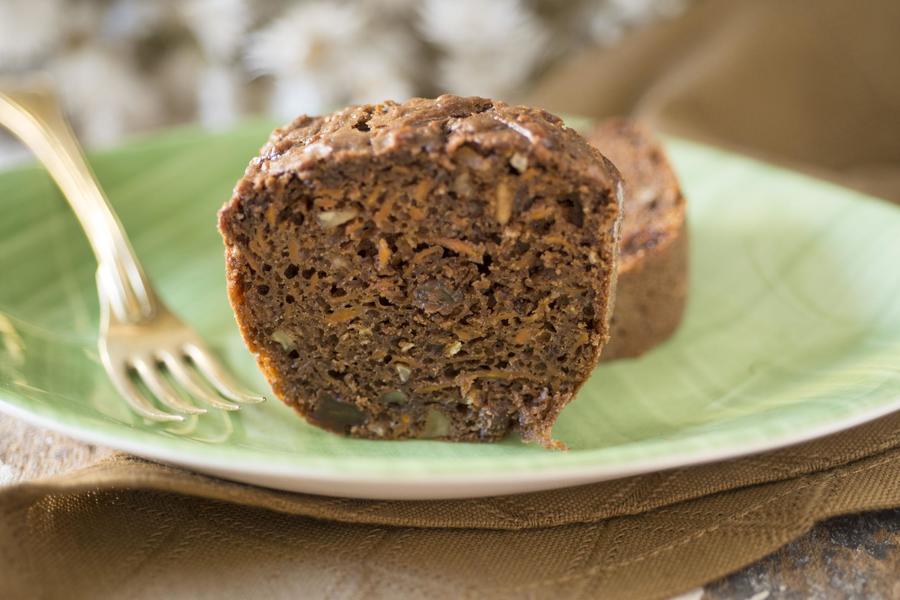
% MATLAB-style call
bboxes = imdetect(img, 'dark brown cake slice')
[588,119,688,361]
[219,95,622,447]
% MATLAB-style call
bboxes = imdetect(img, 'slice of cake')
[219,95,623,447]
[588,119,688,361]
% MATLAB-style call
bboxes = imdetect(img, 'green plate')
[2,121,900,499]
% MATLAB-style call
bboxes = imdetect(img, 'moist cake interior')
[221,138,616,445]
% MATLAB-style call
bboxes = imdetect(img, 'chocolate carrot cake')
[219,95,622,447]
[588,119,688,361]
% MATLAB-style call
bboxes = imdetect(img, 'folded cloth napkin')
[2,0,900,598]
[3,413,900,599]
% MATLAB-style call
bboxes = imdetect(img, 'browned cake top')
[240,94,621,193]
[589,119,684,268]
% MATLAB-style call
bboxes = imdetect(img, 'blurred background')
[0,0,686,162]
[1,0,898,203]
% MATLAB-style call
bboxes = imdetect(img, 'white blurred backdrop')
[0,0,686,160]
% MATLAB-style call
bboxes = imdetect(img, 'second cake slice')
[589,119,688,360]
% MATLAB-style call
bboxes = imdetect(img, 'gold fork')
[0,82,263,422]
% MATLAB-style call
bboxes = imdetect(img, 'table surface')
[2,413,898,599]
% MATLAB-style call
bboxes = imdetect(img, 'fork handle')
[0,81,158,323]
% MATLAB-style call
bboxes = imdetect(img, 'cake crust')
[219,95,622,447]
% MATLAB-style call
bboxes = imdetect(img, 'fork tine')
[105,359,184,422]
[159,351,241,411]
[184,344,265,404]
[132,357,207,415]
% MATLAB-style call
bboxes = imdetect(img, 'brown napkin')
[3,1,900,598]
[3,414,900,599]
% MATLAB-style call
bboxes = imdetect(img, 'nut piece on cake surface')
[219,95,623,448]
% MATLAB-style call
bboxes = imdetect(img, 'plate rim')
[2,392,898,499]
